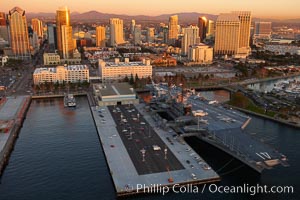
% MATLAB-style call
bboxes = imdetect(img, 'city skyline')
[2,0,300,19]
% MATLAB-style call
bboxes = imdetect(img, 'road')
[4,42,46,96]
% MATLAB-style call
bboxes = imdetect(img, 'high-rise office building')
[233,11,251,49]
[109,18,124,46]
[215,11,251,56]
[198,16,207,42]
[130,19,135,35]
[146,27,155,43]
[254,22,272,38]
[214,13,240,55]
[96,26,106,47]
[162,26,168,44]
[56,6,74,59]
[31,18,43,38]
[29,30,39,54]
[0,12,6,26]
[0,12,9,42]
[133,25,142,45]
[47,23,57,52]
[8,7,31,60]
[206,20,215,37]
[181,25,199,55]
[61,25,73,59]
[168,15,178,45]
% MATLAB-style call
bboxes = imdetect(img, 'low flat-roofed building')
[99,58,152,81]
[0,55,8,67]
[43,52,61,65]
[93,82,139,106]
[188,44,213,64]
[43,50,81,65]
[33,65,89,85]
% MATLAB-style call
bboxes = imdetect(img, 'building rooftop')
[104,61,149,67]
[34,65,88,74]
[66,65,88,70]
[217,13,240,22]
[191,43,212,48]
[231,11,251,16]
[96,83,135,97]
[44,53,60,56]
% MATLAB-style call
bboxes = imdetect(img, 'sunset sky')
[2,0,300,19]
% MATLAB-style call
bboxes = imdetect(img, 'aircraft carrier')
[148,83,289,173]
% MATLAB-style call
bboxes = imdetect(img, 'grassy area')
[228,92,276,117]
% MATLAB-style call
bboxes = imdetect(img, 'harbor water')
[247,75,300,92]
[0,96,298,200]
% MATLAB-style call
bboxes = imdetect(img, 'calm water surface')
[0,97,298,200]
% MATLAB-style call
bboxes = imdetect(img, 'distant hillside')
[25,11,300,24]
[69,11,218,23]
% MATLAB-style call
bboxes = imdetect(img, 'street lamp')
[164,147,168,159]
[140,148,146,162]
[129,131,133,140]
[148,125,151,138]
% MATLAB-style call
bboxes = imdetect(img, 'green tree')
[129,74,134,85]
[135,74,140,82]
[124,75,129,82]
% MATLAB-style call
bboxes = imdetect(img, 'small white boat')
[64,94,76,107]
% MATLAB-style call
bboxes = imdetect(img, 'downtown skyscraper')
[56,6,74,59]
[181,25,199,55]
[254,22,272,38]
[233,11,251,50]
[96,26,106,47]
[214,11,251,57]
[8,7,30,60]
[130,19,135,35]
[47,23,57,52]
[0,12,9,42]
[168,15,178,45]
[109,18,124,46]
[133,24,142,45]
[198,16,207,42]
[146,27,155,43]
[31,18,43,38]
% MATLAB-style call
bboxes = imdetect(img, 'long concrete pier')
[90,103,220,197]
[0,96,31,176]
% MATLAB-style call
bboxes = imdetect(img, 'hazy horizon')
[2,0,300,19]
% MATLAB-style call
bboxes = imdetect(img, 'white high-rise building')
[109,18,124,46]
[181,25,199,55]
